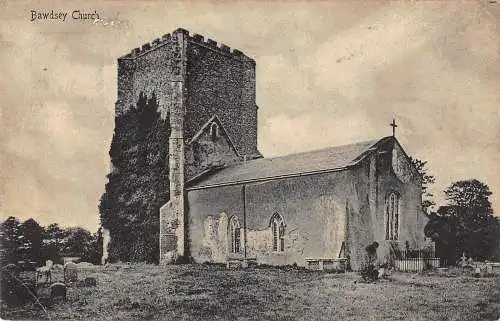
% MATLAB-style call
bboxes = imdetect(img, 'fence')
[393,249,440,273]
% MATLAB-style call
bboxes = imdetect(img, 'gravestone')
[77,277,97,287]
[84,277,97,286]
[64,262,78,283]
[50,282,67,301]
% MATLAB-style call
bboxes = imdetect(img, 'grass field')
[1,263,499,321]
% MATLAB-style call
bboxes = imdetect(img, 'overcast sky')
[1,0,499,231]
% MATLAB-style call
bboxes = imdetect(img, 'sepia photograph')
[1,1,499,320]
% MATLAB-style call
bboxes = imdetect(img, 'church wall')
[372,140,427,263]
[343,161,375,271]
[323,139,428,270]
[185,37,259,157]
[131,46,174,119]
[187,170,363,267]
[186,185,244,264]
[117,37,175,119]
[243,173,349,267]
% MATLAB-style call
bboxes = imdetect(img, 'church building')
[114,28,428,270]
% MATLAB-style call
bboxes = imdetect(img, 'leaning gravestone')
[64,262,78,283]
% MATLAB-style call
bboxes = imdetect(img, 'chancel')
[102,28,428,270]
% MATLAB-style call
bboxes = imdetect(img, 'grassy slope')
[1,264,499,321]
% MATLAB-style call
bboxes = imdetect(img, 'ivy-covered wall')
[99,92,170,263]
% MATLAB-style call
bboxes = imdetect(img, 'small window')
[270,213,285,252]
[210,123,219,141]
[229,216,241,253]
[385,192,400,240]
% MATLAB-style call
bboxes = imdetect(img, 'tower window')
[385,192,400,240]
[210,123,219,141]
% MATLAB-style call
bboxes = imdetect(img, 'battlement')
[120,32,172,59]
[118,28,254,63]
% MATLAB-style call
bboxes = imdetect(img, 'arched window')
[385,192,400,240]
[229,216,241,253]
[210,123,219,141]
[270,213,285,252]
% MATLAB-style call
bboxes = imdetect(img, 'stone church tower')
[116,28,261,264]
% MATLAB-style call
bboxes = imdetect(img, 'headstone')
[50,282,67,301]
[84,277,97,286]
[64,262,78,283]
[77,277,97,287]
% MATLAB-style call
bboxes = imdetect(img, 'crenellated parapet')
[119,32,173,60]
[119,28,255,64]
[188,32,255,66]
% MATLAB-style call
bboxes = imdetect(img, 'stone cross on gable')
[390,119,397,137]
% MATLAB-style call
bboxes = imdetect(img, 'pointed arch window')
[385,192,400,240]
[229,216,241,253]
[270,213,285,252]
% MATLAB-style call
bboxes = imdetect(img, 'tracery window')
[270,213,285,252]
[229,216,241,253]
[385,192,400,240]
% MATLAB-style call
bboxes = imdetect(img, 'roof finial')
[390,119,397,137]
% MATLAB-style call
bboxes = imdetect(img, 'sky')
[1,0,499,231]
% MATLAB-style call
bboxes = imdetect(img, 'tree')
[41,223,69,263]
[425,179,498,263]
[63,227,93,257]
[445,180,497,260]
[424,207,460,264]
[81,228,103,265]
[0,217,23,265]
[2,218,103,266]
[44,223,67,243]
[444,179,493,215]
[409,157,436,214]
[20,219,44,264]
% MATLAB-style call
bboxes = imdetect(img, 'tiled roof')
[187,136,393,190]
